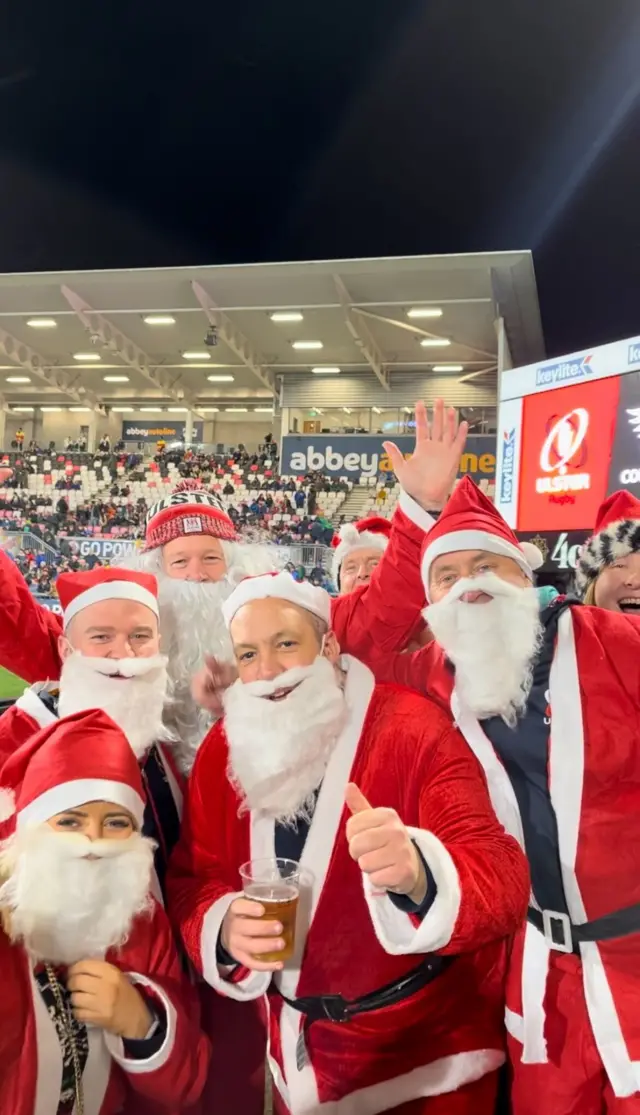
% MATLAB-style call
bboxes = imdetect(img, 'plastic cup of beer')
[239,858,301,963]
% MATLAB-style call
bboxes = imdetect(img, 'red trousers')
[509,952,640,1114]
[273,1069,498,1114]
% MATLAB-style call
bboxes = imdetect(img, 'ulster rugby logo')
[536,408,590,494]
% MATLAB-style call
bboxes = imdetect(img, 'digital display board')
[496,334,640,531]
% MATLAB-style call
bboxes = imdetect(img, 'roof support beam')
[333,276,389,390]
[0,325,105,411]
[191,282,276,393]
[457,366,497,384]
[61,286,204,417]
[353,307,496,361]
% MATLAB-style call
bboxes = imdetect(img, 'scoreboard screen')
[496,335,640,531]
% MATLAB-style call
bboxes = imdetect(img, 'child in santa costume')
[0,707,209,1115]
[365,475,640,1113]
[575,488,640,611]
[167,570,529,1115]
[0,567,183,904]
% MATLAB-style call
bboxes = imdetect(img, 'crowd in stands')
[0,435,366,594]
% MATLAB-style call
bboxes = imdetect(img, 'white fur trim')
[505,1008,524,1043]
[331,528,388,586]
[0,786,15,822]
[398,489,438,533]
[18,779,145,830]
[421,528,538,599]
[15,685,58,729]
[222,570,331,629]
[200,890,271,1001]
[104,973,177,1072]
[63,580,159,628]
[361,827,461,955]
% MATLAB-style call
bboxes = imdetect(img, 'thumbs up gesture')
[345,784,426,904]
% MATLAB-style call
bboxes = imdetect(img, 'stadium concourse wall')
[3,410,280,454]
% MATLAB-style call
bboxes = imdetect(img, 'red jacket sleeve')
[166,723,247,978]
[113,904,210,1109]
[361,692,530,956]
[358,640,455,711]
[0,549,62,683]
[330,504,427,658]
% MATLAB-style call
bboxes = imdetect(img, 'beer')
[240,857,302,964]
[246,882,299,962]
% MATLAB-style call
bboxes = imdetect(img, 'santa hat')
[575,489,640,596]
[57,567,159,630]
[0,709,146,833]
[145,479,236,550]
[331,516,391,586]
[222,571,331,629]
[420,476,543,600]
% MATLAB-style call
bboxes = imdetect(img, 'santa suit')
[0,901,209,1115]
[167,656,530,1115]
[364,547,640,1112]
[0,687,183,904]
[0,506,426,687]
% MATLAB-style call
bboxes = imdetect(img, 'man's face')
[339,546,383,595]
[161,534,228,582]
[59,599,160,659]
[429,549,529,603]
[594,552,640,613]
[231,597,337,685]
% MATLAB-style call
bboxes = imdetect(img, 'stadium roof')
[0,252,544,416]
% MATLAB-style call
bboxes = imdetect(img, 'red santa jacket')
[368,602,640,1098]
[0,507,426,686]
[0,901,210,1115]
[167,657,529,1115]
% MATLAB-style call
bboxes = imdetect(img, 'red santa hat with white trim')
[420,476,543,601]
[0,709,146,834]
[575,489,640,597]
[222,571,332,629]
[145,478,236,551]
[330,516,391,587]
[56,567,159,630]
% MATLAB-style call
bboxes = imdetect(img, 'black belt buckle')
[320,995,350,1023]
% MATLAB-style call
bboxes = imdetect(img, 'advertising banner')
[516,531,590,574]
[500,332,640,402]
[516,378,620,531]
[32,594,62,614]
[121,420,204,443]
[65,537,140,560]
[281,434,496,482]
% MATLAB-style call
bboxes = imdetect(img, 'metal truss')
[61,286,204,416]
[191,282,275,393]
[0,324,104,411]
[333,276,389,390]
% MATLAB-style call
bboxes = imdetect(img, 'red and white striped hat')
[331,516,391,587]
[145,479,236,551]
[56,568,159,630]
[421,476,543,601]
[0,709,146,833]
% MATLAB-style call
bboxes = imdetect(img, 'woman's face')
[594,552,640,613]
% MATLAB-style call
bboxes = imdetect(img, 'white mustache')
[17,831,153,861]
[234,664,318,699]
[431,572,526,606]
[76,653,168,678]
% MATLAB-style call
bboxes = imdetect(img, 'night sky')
[1,0,639,357]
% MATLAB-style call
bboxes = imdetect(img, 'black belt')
[277,954,452,1027]
[528,902,640,953]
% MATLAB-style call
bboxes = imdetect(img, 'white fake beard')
[223,656,347,824]
[425,572,543,727]
[58,653,169,759]
[0,828,154,965]
[127,541,282,773]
